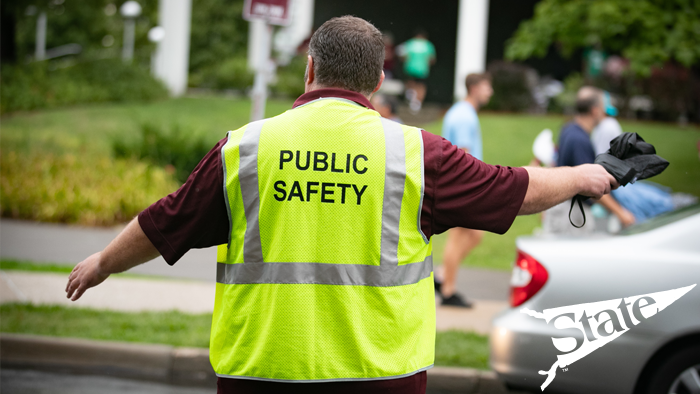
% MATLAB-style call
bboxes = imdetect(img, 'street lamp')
[120,1,142,62]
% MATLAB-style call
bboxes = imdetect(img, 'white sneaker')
[409,98,422,113]
[405,89,416,101]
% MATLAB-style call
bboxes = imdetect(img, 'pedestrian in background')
[543,86,635,234]
[437,73,493,308]
[370,93,402,123]
[66,16,618,394]
[396,29,436,113]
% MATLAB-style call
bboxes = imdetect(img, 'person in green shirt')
[396,29,436,113]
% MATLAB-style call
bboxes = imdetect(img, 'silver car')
[490,204,700,394]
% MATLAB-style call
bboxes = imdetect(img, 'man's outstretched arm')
[65,217,159,301]
[518,164,618,216]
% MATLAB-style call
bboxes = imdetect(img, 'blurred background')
[1,0,699,392]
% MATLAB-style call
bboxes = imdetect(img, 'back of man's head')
[575,86,603,115]
[465,73,491,95]
[308,16,384,95]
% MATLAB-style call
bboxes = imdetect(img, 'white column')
[453,0,490,100]
[153,0,192,97]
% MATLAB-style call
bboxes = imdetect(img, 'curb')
[0,334,215,387]
[0,334,511,393]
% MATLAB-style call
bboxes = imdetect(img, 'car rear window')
[619,203,700,235]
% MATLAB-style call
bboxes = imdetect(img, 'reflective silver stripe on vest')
[217,255,432,287]
[215,364,434,383]
[379,118,406,266]
[239,119,266,263]
[229,116,431,287]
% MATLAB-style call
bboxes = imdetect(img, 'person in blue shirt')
[553,86,635,229]
[437,73,493,308]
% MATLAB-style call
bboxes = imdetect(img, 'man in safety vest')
[66,16,618,394]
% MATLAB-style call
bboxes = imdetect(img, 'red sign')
[243,0,292,26]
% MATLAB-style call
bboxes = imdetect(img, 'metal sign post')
[243,0,292,122]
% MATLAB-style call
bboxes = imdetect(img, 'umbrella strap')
[569,196,586,228]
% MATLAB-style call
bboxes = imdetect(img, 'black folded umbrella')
[568,132,670,228]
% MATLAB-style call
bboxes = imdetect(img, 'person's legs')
[414,81,427,104]
[404,80,416,100]
[439,227,483,299]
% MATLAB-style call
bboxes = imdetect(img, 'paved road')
[0,219,511,302]
[1,369,524,394]
[1,369,213,394]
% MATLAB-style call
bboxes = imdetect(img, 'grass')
[0,303,211,348]
[2,98,699,269]
[0,259,168,280]
[0,303,490,370]
[0,260,75,275]
[434,330,490,369]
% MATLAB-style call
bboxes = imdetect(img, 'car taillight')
[510,250,548,307]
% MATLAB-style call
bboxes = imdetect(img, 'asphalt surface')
[0,219,511,302]
[1,369,522,394]
[0,369,214,394]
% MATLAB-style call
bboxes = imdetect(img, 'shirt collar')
[292,88,375,111]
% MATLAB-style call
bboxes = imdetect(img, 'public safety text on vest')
[273,150,369,205]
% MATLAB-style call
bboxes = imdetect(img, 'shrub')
[272,55,307,99]
[112,123,212,184]
[483,61,534,112]
[0,59,168,114]
[189,56,254,91]
[0,151,178,226]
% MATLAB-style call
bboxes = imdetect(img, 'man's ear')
[370,71,385,97]
[305,56,315,93]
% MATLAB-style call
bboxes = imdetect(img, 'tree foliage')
[505,0,700,76]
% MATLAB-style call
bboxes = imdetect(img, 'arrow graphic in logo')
[521,284,696,391]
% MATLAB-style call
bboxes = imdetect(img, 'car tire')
[643,344,700,394]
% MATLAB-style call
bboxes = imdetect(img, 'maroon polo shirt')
[138,88,529,394]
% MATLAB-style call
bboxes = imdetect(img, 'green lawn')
[2,98,698,270]
[0,303,490,370]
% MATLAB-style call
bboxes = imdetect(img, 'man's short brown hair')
[308,16,384,95]
[465,73,492,93]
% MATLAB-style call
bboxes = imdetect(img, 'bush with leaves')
[0,151,178,226]
[505,0,700,77]
[483,61,534,112]
[112,123,212,184]
[272,55,308,99]
[1,59,168,114]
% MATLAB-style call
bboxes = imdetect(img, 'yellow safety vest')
[211,97,435,382]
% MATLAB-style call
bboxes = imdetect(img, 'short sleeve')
[422,132,529,236]
[138,137,230,265]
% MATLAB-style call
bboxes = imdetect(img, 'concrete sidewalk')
[0,270,508,334]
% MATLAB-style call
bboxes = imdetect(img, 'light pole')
[120,1,142,62]
[35,11,47,61]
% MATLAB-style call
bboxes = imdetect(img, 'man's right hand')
[66,252,109,301]
[576,164,619,199]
